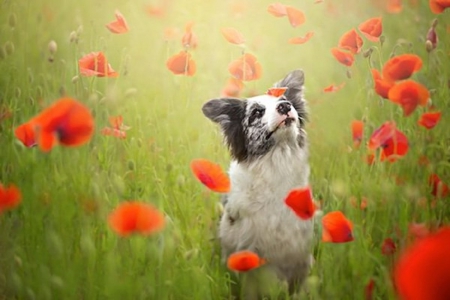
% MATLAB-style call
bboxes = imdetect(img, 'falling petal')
[331,47,354,67]
[221,27,246,45]
[267,3,287,17]
[288,31,314,44]
[190,159,230,193]
[286,6,305,27]
[322,211,354,243]
[227,250,266,272]
[284,186,316,220]
[106,10,129,34]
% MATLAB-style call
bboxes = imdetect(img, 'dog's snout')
[276,102,292,115]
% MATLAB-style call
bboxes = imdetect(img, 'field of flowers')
[0,0,449,299]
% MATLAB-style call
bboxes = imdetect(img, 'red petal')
[418,111,441,129]
[221,27,245,45]
[227,250,265,272]
[190,159,230,193]
[284,186,316,220]
[322,211,354,243]
[286,6,305,27]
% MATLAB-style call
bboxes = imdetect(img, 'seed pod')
[48,40,57,54]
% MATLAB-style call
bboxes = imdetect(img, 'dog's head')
[202,70,307,162]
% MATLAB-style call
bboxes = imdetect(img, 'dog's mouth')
[266,117,296,140]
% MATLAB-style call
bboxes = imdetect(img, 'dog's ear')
[202,98,247,161]
[275,69,307,125]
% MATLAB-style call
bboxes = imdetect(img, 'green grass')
[1,0,449,299]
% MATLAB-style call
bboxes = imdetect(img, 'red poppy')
[266,87,287,97]
[381,238,397,255]
[365,279,375,300]
[338,29,363,54]
[418,111,441,129]
[388,80,430,116]
[379,128,409,162]
[227,250,266,272]
[368,121,396,150]
[267,3,287,17]
[190,159,230,193]
[101,115,130,139]
[108,201,165,236]
[288,31,314,45]
[350,196,368,210]
[0,183,21,214]
[429,0,450,14]
[181,21,198,49]
[408,223,430,241]
[78,52,119,77]
[429,174,449,198]
[382,54,422,82]
[371,69,394,99]
[15,97,94,152]
[286,6,305,27]
[284,186,316,220]
[331,47,354,67]
[166,51,196,76]
[322,211,354,243]
[323,82,345,93]
[351,120,364,148]
[228,53,262,81]
[394,227,450,300]
[386,0,403,13]
[221,77,244,98]
[106,10,129,34]
[358,17,382,42]
[221,27,245,45]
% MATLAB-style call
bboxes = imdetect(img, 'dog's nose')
[276,102,292,115]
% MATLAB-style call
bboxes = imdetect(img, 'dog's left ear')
[275,69,307,125]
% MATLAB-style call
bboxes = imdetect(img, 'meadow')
[0,0,449,299]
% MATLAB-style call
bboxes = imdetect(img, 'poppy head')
[322,211,354,243]
[388,80,430,116]
[418,111,441,129]
[338,29,363,54]
[228,53,262,81]
[190,159,231,193]
[358,17,382,42]
[108,201,165,236]
[371,69,394,99]
[166,51,196,76]
[382,54,422,82]
[429,0,450,14]
[0,183,22,213]
[106,10,129,34]
[78,52,119,77]
[351,120,364,148]
[331,47,354,67]
[227,250,266,272]
[394,227,450,300]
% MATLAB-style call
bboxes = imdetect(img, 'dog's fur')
[202,70,313,293]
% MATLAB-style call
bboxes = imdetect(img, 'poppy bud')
[346,69,352,79]
[69,31,77,43]
[425,40,434,53]
[426,25,438,51]
[48,40,57,55]
[71,75,79,83]
[363,47,373,58]
[379,35,385,46]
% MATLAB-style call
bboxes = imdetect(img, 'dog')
[202,70,313,295]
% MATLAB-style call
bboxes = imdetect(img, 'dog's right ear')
[202,98,247,161]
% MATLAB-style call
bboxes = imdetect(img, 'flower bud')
[48,40,57,55]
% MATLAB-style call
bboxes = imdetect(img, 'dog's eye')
[249,107,265,124]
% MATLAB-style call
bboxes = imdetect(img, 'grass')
[0,0,449,299]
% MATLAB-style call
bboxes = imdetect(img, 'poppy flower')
[190,159,230,193]
[429,174,449,198]
[365,279,375,300]
[358,17,382,42]
[371,69,394,99]
[394,227,450,300]
[418,111,441,129]
[288,31,314,45]
[181,21,198,49]
[382,54,422,82]
[351,120,364,148]
[331,47,354,67]
[322,211,354,243]
[266,87,287,97]
[0,183,21,214]
[267,3,287,17]
[221,77,244,97]
[379,129,409,162]
[78,52,119,77]
[388,80,430,116]
[221,27,245,45]
[386,0,403,13]
[429,0,450,14]
[166,51,196,76]
[350,196,368,210]
[108,201,165,236]
[101,115,130,139]
[381,238,397,255]
[228,53,262,81]
[338,29,363,54]
[323,82,345,93]
[284,186,316,220]
[286,6,305,27]
[106,10,129,34]
[15,97,95,152]
[368,121,396,150]
[227,250,266,272]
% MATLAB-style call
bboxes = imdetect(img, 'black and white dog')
[202,70,313,293]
